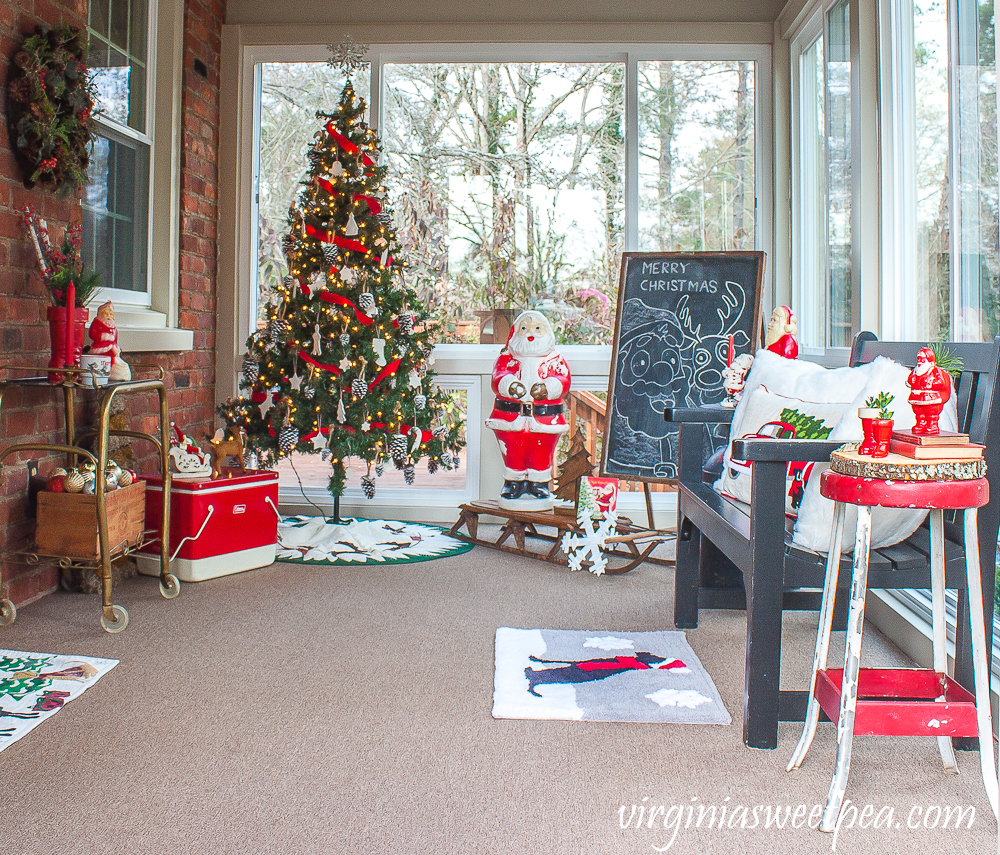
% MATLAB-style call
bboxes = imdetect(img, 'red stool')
[787,471,998,832]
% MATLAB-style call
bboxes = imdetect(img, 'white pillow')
[715,385,850,514]
[713,350,869,513]
[791,356,960,553]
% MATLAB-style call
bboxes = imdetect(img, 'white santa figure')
[87,301,131,382]
[485,310,571,510]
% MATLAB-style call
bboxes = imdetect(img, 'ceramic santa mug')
[79,353,112,387]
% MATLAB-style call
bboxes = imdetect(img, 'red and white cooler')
[137,469,279,582]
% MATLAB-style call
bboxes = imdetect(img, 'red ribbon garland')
[297,349,341,376]
[305,224,369,255]
[401,424,433,443]
[318,292,374,327]
[314,178,383,216]
[367,358,402,391]
[325,123,375,167]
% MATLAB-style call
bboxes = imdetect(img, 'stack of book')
[889,429,984,460]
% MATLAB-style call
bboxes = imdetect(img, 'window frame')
[86,0,192,351]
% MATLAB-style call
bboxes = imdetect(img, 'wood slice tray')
[829,444,987,481]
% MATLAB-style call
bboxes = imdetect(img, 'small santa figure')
[87,301,131,382]
[906,347,952,435]
[765,305,798,359]
[485,310,571,510]
[721,353,755,408]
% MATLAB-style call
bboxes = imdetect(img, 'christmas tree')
[220,77,465,502]
[553,427,594,509]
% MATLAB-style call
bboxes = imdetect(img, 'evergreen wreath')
[6,24,98,195]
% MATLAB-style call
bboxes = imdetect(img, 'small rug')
[0,650,119,751]
[277,515,474,565]
[493,628,731,724]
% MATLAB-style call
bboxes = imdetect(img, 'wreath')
[6,24,98,195]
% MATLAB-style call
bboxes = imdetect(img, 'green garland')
[7,24,98,195]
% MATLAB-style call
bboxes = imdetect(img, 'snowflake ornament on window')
[327,36,370,74]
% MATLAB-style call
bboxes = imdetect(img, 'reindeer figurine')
[208,427,247,479]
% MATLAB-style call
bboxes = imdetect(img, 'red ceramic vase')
[47,305,89,382]
[869,419,894,458]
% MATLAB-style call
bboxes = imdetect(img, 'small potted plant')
[862,391,895,458]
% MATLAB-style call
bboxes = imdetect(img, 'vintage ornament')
[311,323,323,356]
[50,467,68,478]
[63,471,85,493]
[372,338,387,366]
[80,459,97,474]
[117,469,134,488]
[336,392,347,424]
[345,212,359,236]
[105,473,119,491]
[278,423,299,453]
[361,475,376,499]
[403,463,415,486]
[81,475,96,495]
[414,393,427,411]
[309,427,327,452]
[390,433,408,460]
[46,475,66,492]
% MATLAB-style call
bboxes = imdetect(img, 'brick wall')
[0,0,224,609]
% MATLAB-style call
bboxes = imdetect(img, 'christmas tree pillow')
[715,385,852,515]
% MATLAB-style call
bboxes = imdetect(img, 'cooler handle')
[264,495,281,520]
[170,504,215,562]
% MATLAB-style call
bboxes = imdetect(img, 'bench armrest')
[731,438,845,462]
[663,405,735,425]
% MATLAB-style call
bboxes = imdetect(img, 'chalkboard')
[601,251,765,483]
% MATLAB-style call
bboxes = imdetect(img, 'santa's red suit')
[485,312,571,508]
[766,333,798,359]
[906,347,952,435]
[88,314,121,365]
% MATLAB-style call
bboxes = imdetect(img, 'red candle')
[727,334,734,367]
[65,281,75,368]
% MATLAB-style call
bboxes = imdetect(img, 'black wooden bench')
[664,332,1000,749]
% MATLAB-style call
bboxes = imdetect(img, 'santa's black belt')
[494,399,563,417]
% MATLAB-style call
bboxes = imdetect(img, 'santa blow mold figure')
[485,311,571,511]
[906,347,952,435]
[765,305,798,359]
[87,301,131,382]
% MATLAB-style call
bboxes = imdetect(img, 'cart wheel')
[159,574,180,600]
[0,599,16,626]
[100,605,129,633]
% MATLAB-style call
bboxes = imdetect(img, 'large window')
[84,0,151,301]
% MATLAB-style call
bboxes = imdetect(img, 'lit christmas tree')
[220,74,464,507]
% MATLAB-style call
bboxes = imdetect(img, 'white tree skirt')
[277,515,470,564]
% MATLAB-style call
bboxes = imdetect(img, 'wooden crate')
[36,480,146,560]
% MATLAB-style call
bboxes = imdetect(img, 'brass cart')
[0,365,178,632]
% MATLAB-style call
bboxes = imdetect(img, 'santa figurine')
[87,301,131,382]
[721,353,755,408]
[906,347,952,435]
[765,305,798,359]
[485,310,571,510]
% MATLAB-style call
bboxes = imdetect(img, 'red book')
[891,429,970,447]
[889,440,984,460]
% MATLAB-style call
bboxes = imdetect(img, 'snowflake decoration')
[561,510,619,576]
[327,36,370,74]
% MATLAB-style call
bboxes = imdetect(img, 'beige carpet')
[0,542,995,854]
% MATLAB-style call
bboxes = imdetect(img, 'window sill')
[431,343,613,375]
[118,326,194,352]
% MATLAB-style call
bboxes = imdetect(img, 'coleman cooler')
[137,470,279,582]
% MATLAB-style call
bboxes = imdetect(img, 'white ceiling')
[225,0,790,27]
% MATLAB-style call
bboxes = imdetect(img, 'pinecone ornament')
[358,292,376,315]
[375,458,386,477]
[283,275,296,289]
[322,244,338,265]
[397,313,413,336]
[278,423,299,453]
[308,149,324,169]
[281,235,298,256]
[269,318,288,343]
[242,354,259,386]
[361,475,376,499]
[340,332,352,346]
[352,378,367,398]
[302,384,315,400]
[403,463,415,485]
[427,458,438,474]
[390,433,408,460]
[414,393,427,411]
[432,425,449,439]
[441,450,454,469]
